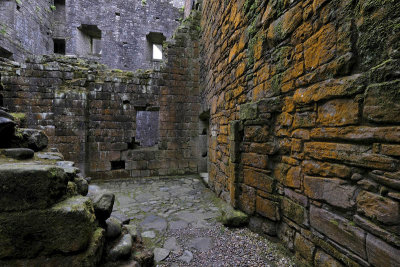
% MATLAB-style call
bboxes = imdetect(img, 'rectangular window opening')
[111,160,125,170]
[152,44,163,60]
[53,39,66,54]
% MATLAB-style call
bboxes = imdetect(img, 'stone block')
[304,142,398,171]
[281,197,306,225]
[239,102,258,120]
[256,196,280,221]
[302,160,351,179]
[314,250,344,267]
[238,184,256,215]
[292,112,316,129]
[294,233,315,262]
[304,176,356,209]
[310,206,366,259]
[0,196,96,259]
[363,80,400,123]
[242,153,268,169]
[317,99,359,126]
[0,164,68,212]
[356,191,400,225]
[243,168,275,193]
[366,234,400,267]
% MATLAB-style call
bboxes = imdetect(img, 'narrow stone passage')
[92,176,297,266]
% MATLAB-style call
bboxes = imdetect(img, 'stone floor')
[92,175,298,266]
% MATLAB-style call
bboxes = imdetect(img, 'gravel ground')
[93,176,298,267]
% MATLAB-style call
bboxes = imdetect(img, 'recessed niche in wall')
[53,39,66,54]
[111,160,125,170]
[0,46,13,59]
[77,24,102,57]
[146,32,166,61]
[135,110,159,147]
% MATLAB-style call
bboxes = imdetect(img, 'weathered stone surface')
[363,80,400,123]
[256,196,280,221]
[354,215,400,247]
[2,148,34,160]
[0,227,105,267]
[153,247,170,262]
[75,176,89,196]
[314,250,344,267]
[317,99,359,126]
[304,176,356,209]
[242,153,268,169]
[281,197,306,225]
[243,168,275,193]
[310,206,366,259]
[218,206,249,227]
[0,117,16,144]
[0,196,95,259]
[366,234,400,267]
[20,128,48,151]
[356,191,400,225]
[294,233,314,262]
[106,217,123,240]
[88,185,115,221]
[0,164,68,211]
[302,160,351,178]
[107,234,133,262]
[304,142,398,171]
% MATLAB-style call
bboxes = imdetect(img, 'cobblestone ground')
[92,176,298,267]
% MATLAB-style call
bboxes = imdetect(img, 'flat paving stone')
[92,175,297,266]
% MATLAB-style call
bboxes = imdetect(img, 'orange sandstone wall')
[200,0,400,265]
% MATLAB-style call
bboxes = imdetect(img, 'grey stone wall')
[1,0,185,71]
[0,0,53,61]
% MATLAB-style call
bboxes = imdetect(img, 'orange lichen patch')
[304,23,336,71]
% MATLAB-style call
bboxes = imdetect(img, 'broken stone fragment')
[0,164,68,212]
[36,151,64,161]
[75,176,89,195]
[88,185,115,221]
[153,247,170,262]
[19,128,48,151]
[2,148,34,160]
[0,196,96,259]
[106,234,133,262]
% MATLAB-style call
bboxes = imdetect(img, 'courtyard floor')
[92,175,298,267]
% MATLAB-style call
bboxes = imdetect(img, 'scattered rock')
[106,217,123,240]
[123,224,139,241]
[112,212,130,225]
[153,247,170,262]
[107,234,133,262]
[74,176,88,196]
[189,237,213,252]
[88,188,115,221]
[141,231,156,239]
[2,148,34,160]
[0,117,15,144]
[178,250,193,264]
[163,237,181,252]
[20,129,48,151]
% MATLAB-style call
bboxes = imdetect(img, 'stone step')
[0,196,96,259]
[0,164,68,212]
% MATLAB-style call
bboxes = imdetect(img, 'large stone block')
[304,142,398,171]
[0,196,96,259]
[366,234,400,267]
[242,153,268,169]
[314,250,344,267]
[281,197,306,225]
[256,196,280,221]
[317,98,359,126]
[0,164,68,212]
[294,233,315,262]
[243,168,275,193]
[356,191,400,225]
[304,176,356,209]
[363,80,400,123]
[302,160,351,178]
[310,206,366,259]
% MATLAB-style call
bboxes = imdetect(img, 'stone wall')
[200,0,400,266]
[0,11,201,179]
[0,0,54,60]
[62,0,185,70]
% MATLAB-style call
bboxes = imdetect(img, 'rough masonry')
[200,0,400,266]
